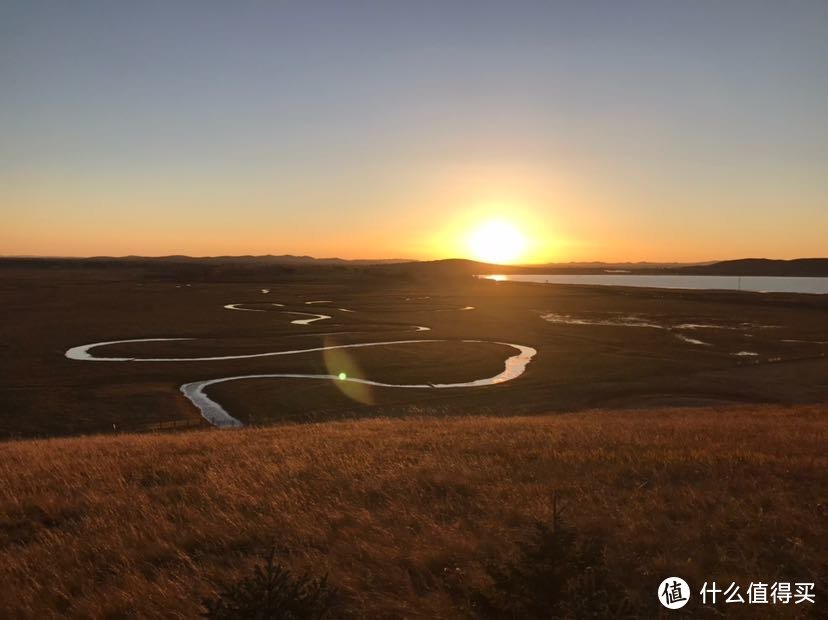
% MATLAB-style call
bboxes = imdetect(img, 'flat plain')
[1,262,826,438]
[0,262,826,618]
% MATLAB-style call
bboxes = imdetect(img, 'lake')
[480,274,828,294]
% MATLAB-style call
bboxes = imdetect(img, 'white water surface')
[224,303,285,311]
[180,340,536,427]
[68,337,536,427]
[674,334,710,346]
[482,274,828,294]
[284,312,332,325]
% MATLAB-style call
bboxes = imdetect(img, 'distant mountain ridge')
[511,258,828,275]
[89,254,411,265]
[674,258,828,277]
[373,257,828,278]
[2,255,826,276]
[529,260,713,269]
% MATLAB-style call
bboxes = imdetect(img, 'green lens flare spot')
[338,372,347,380]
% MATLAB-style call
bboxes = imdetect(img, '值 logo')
[658,577,690,609]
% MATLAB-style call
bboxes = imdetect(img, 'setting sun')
[466,219,528,264]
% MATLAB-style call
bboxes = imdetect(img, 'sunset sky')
[2,1,827,263]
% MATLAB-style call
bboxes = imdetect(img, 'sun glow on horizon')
[466,218,529,265]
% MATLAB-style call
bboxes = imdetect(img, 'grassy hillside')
[1,405,825,618]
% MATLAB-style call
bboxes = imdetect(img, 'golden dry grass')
[0,404,825,618]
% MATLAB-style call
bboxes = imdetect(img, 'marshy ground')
[0,264,826,438]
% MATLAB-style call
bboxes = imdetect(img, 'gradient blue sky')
[2,1,827,261]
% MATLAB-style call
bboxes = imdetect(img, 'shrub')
[472,494,631,619]
[203,550,337,620]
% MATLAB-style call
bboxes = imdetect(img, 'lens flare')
[323,337,373,404]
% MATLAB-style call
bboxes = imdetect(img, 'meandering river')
[65,300,537,428]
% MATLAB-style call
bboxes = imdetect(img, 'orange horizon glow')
[1,224,824,265]
[3,168,825,264]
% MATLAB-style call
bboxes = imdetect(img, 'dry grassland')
[0,404,824,618]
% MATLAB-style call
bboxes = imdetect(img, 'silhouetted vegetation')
[203,550,337,620]
[469,493,630,619]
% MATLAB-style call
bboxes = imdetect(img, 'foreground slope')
[0,405,825,618]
